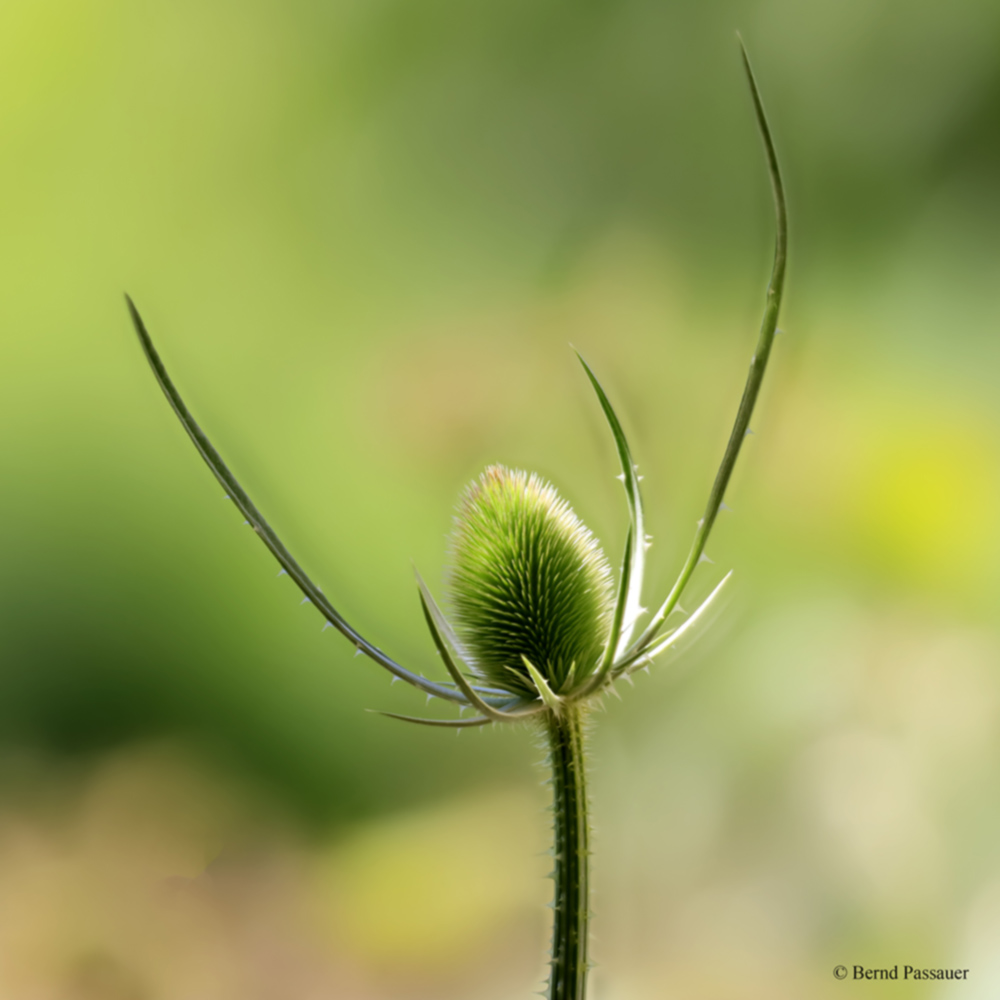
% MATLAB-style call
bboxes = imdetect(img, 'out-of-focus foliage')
[1,0,999,996]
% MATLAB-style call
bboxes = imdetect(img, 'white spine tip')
[615,473,626,483]
[698,553,714,565]
[300,596,311,604]
[719,502,731,512]
[354,647,363,657]
[242,520,250,525]
[321,621,332,631]
[277,569,288,577]
[390,676,399,685]
[744,428,754,437]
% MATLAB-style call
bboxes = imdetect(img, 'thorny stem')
[546,706,590,1000]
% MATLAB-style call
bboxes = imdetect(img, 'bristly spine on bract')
[126,39,786,1000]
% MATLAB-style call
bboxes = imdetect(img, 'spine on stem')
[546,705,590,1000]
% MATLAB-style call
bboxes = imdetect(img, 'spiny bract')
[448,465,614,697]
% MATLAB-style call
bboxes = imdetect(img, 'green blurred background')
[2,0,1000,996]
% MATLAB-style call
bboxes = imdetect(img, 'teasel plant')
[127,40,786,1000]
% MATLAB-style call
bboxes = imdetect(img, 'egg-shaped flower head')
[448,465,614,699]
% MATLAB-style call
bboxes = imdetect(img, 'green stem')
[546,705,590,1000]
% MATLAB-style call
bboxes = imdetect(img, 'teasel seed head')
[447,465,615,698]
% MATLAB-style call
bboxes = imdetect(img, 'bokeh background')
[2,0,1000,997]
